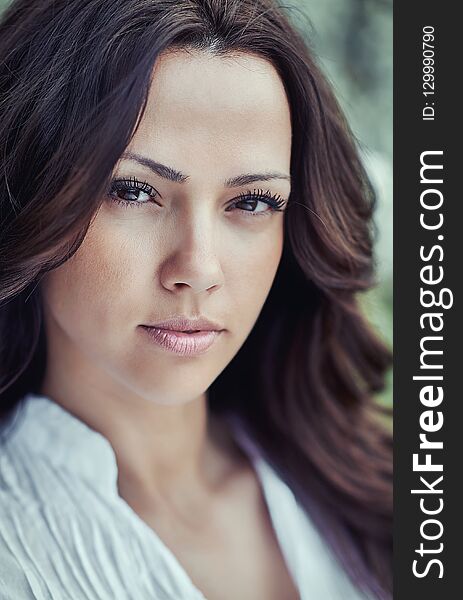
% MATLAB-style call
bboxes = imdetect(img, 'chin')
[126,378,210,406]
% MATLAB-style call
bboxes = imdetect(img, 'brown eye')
[235,198,270,213]
[227,189,287,216]
[115,188,148,203]
[108,177,159,207]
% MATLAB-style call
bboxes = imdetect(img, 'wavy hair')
[0,0,392,597]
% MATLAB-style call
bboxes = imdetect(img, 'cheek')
[224,220,284,317]
[41,210,149,339]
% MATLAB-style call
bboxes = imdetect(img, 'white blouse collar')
[4,393,372,600]
[10,393,124,494]
[8,392,261,496]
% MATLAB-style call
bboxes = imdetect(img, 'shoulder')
[0,489,58,599]
[0,538,40,599]
[0,438,139,600]
[0,485,138,600]
[246,458,375,600]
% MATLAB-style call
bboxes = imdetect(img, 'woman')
[0,0,392,599]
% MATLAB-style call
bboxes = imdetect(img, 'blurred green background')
[0,0,392,407]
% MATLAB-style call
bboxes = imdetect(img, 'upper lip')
[142,315,225,332]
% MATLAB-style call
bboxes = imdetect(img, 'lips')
[140,326,221,356]
[139,314,224,356]
[143,315,224,333]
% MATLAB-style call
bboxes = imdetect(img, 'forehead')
[129,50,292,176]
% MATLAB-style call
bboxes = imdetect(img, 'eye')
[107,177,159,207]
[227,189,287,217]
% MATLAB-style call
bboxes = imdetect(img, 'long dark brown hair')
[0,0,392,597]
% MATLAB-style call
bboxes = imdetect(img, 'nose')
[159,215,225,295]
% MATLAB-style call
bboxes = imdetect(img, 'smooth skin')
[40,50,298,600]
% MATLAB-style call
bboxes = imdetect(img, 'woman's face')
[40,50,292,405]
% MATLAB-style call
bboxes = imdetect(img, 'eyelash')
[107,177,287,216]
[108,177,157,206]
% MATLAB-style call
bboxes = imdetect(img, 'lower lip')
[139,326,221,356]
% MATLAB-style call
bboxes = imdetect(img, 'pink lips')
[140,326,221,356]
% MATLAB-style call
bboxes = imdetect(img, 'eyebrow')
[121,151,291,187]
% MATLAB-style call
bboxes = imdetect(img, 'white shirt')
[0,393,371,599]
